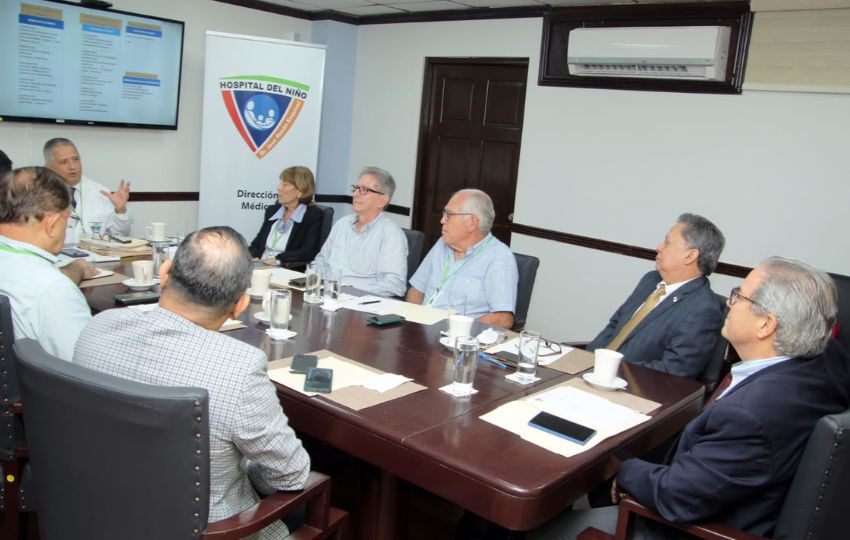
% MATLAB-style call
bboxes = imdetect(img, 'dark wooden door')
[413,59,528,250]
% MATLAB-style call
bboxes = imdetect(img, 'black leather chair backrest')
[698,293,730,394]
[315,204,335,247]
[14,339,212,540]
[774,409,850,540]
[0,294,24,459]
[403,228,426,282]
[829,272,850,351]
[513,253,540,332]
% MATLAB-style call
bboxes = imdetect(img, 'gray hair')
[750,256,837,358]
[677,213,725,276]
[0,167,70,224]
[457,189,495,235]
[360,166,395,203]
[43,138,76,164]
[168,226,252,315]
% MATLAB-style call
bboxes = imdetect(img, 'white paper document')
[269,355,378,396]
[359,373,413,393]
[269,268,306,288]
[480,385,651,458]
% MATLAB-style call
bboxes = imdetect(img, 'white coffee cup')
[593,349,624,386]
[145,222,167,241]
[448,314,474,345]
[132,260,154,286]
[251,269,272,295]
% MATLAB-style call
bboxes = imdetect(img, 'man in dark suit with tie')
[531,257,850,539]
[587,213,725,378]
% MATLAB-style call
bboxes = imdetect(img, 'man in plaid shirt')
[75,226,310,538]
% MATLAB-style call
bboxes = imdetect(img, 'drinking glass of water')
[323,268,341,309]
[452,336,479,396]
[515,331,541,383]
[304,262,322,304]
[269,290,291,332]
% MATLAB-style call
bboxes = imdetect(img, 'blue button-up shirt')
[410,234,517,319]
[313,212,407,297]
[717,355,793,400]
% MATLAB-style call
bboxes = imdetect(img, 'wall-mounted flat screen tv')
[0,0,184,129]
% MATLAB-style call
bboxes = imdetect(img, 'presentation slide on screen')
[0,1,182,126]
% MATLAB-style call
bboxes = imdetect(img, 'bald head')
[166,226,252,316]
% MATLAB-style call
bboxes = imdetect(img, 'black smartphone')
[304,367,333,393]
[289,277,307,287]
[367,314,405,326]
[492,351,519,366]
[114,291,160,305]
[290,354,318,374]
[528,411,596,445]
[61,247,88,258]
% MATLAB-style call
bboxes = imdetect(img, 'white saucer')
[254,312,293,325]
[582,373,628,391]
[247,288,267,299]
[122,278,159,291]
[439,336,455,349]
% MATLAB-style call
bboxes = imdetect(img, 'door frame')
[411,57,530,234]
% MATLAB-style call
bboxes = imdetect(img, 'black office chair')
[578,408,850,540]
[14,339,347,540]
[512,253,540,331]
[0,295,34,540]
[315,204,335,247]
[829,272,850,351]
[402,228,426,282]
[698,293,731,397]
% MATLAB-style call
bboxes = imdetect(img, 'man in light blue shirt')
[0,167,91,361]
[407,189,517,329]
[314,166,407,297]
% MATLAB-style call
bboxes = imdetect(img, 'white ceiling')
[257,0,723,17]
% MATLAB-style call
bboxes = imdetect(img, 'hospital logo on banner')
[219,75,310,159]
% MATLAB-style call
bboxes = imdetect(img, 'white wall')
[0,0,312,236]
[349,17,850,340]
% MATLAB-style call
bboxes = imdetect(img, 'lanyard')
[425,235,493,306]
[0,243,49,260]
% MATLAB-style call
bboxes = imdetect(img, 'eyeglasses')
[350,184,385,196]
[441,210,473,220]
[729,287,763,309]
[66,212,80,229]
[538,338,563,357]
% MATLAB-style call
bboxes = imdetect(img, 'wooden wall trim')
[511,222,751,278]
[315,194,410,217]
[130,192,199,202]
[128,192,411,216]
[211,0,544,24]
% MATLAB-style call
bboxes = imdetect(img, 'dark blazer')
[587,271,723,378]
[617,340,850,537]
[248,204,323,265]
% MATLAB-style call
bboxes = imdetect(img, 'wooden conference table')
[85,259,704,539]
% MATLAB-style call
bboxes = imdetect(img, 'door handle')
[508,213,514,222]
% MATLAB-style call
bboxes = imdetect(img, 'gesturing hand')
[101,179,131,213]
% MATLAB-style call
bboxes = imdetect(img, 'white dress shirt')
[65,174,133,245]
[0,235,91,361]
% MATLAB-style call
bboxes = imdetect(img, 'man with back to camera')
[0,167,92,361]
[586,213,726,378]
[407,189,518,329]
[43,137,133,245]
[313,166,407,297]
[530,257,850,539]
[73,226,310,538]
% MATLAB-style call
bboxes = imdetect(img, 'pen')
[479,352,509,370]
[359,300,380,305]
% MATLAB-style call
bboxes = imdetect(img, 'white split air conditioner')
[567,26,731,81]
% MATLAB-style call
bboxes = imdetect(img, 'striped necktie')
[606,284,667,351]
